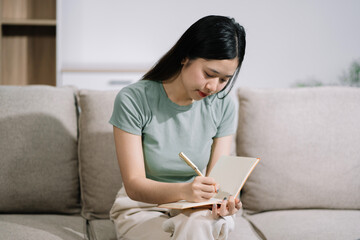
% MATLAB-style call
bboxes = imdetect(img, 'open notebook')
[158,155,260,209]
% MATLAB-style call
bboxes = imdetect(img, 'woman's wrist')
[177,182,188,201]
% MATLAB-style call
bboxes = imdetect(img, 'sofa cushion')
[78,90,122,219]
[228,210,262,240]
[88,219,117,240]
[244,209,360,240]
[237,87,360,212]
[0,85,80,214]
[0,214,87,240]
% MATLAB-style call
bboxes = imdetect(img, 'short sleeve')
[109,87,145,136]
[214,96,236,138]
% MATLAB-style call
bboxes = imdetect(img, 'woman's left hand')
[211,195,242,218]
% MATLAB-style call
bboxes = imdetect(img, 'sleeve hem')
[109,120,142,136]
[214,131,235,138]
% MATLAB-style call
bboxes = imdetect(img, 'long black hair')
[141,15,246,97]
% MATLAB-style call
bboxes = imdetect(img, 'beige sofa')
[0,85,359,240]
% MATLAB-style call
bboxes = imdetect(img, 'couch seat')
[88,219,117,240]
[0,214,87,240]
[244,209,360,240]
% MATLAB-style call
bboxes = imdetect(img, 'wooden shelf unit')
[0,0,56,86]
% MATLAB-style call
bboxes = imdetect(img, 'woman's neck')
[162,76,194,106]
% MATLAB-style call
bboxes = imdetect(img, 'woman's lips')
[198,91,208,98]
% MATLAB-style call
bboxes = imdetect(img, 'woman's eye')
[205,71,229,83]
[205,72,215,78]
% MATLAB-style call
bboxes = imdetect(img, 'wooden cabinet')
[0,0,56,86]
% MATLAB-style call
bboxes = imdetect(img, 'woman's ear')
[181,58,189,65]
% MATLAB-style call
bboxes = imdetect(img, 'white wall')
[58,0,360,89]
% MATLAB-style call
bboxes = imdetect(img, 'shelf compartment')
[1,25,56,85]
[1,0,56,20]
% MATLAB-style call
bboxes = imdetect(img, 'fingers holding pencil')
[185,176,218,202]
[193,176,219,196]
[179,152,219,195]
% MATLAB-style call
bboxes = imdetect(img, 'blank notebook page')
[209,156,259,199]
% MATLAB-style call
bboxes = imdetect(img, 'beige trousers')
[110,187,235,240]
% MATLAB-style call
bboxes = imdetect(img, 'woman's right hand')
[182,176,218,202]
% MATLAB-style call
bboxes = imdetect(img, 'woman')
[110,15,246,240]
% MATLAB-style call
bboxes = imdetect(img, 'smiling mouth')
[198,91,209,98]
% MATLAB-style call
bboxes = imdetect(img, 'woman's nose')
[205,79,218,93]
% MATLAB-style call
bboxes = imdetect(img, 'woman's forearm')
[124,177,187,204]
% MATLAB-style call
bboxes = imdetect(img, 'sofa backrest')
[0,86,80,214]
[237,87,360,212]
[77,90,122,219]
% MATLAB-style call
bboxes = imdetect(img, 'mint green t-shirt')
[109,80,236,183]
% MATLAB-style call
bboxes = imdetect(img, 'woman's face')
[180,58,238,101]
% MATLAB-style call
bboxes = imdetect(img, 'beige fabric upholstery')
[244,209,360,240]
[0,85,80,213]
[236,87,360,212]
[88,220,117,240]
[0,214,87,240]
[78,90,122,219]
